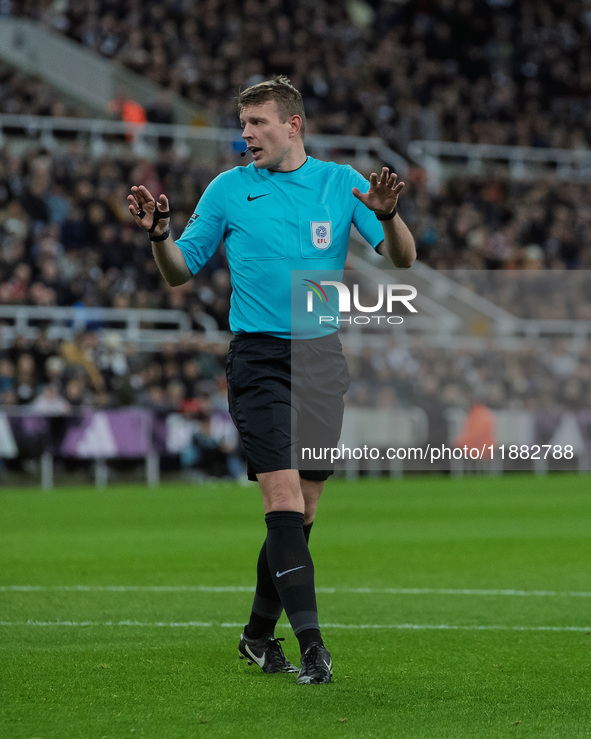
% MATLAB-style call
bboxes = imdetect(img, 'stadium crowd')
[1,322,590,423]
[1,139,590,428]
[345,334,591,415]
[0,61,84,119]
[10,0,591,151]
[1,143,591,317]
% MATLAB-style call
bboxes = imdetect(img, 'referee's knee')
[257,469,304,514]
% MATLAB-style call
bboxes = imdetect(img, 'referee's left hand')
[352,167,405,216]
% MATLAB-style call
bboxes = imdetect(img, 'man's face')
[240,100,294,170]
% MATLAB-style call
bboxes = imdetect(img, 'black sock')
[247,521,314,639]
[297,523,322,652]
[246,541,282,639]
[297,627,323,652]
[264,511,321,645]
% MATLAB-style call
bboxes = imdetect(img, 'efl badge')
[311,221,332,250]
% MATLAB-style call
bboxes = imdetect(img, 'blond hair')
[238,76,306,137]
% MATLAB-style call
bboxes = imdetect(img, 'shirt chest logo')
[311,221,332,250]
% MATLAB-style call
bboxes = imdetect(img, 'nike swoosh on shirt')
[276,565,306,578]
[247,193,271,201]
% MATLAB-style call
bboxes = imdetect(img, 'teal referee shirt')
[176,156,384,339]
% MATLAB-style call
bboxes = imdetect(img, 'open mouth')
[248,146,262,155]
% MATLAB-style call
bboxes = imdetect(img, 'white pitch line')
[0,620,213,628]
[2,585,591,597]
[319,587,591,598]
[0,620,589,633]
[0,585,253,593]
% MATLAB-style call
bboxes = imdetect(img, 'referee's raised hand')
[128,185,170,238]
[352,166,405,217]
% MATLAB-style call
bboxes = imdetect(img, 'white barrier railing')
[0,305,199,347]
[1,300,591,350]
[0,114,409,174]
[408,139,591,187]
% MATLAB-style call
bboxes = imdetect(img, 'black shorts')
[226,332,350,482]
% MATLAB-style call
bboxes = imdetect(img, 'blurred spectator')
[60,329,105,392]
[44,355,66,385]
[106,87,147,142]
[0,357,15,397]
[63,376,90,407]
[146,90,175,150]
[31,381,71,414]
[452,395,497,459]
[14,352,38,404]
[181,398,244,479]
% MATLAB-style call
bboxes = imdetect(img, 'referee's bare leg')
[300,478,323,525]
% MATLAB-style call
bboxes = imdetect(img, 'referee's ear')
[287,114,303,138]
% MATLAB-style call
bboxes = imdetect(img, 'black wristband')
[148,208,171,234]
[149,229,171,242]
[376,205,397,221]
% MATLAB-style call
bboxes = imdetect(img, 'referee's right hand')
[128,185,170,237]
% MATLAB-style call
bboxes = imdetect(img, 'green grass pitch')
[1,474,590,738]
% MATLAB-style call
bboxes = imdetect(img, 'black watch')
[376,206,397,221]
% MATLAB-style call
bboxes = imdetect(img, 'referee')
[128,76,415,684]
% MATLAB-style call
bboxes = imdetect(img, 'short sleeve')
[175,172,229,274]
[347,167,385,251]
